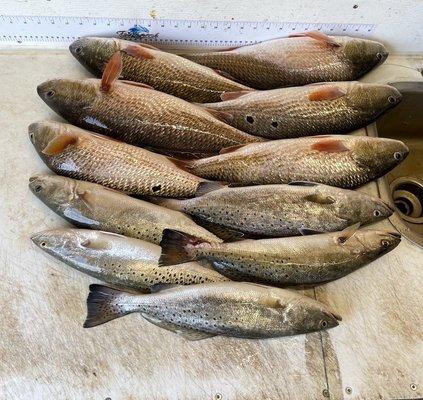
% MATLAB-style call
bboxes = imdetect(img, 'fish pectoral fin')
[122,44,155,60]
[121,80,155,90]
[334,222,361,244]
[304,193,336,205]
[201,107,234,123]
[308,86,347,101]
[42,131,79,155]
[101,51,123,93]
[141,313,216,341]
[299,227,325,236]
[289,30,341,47]
[220,90,253,101]
[311,138,349,153]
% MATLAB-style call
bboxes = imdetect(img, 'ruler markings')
[0,15,375,48]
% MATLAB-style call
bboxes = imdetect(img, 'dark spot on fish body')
[246,115,254,124]
[271,121,278,128]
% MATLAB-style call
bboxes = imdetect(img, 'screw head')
[345,387,353,395]
[214,394,222,400]
[410,383,417,391]
[322,388,330,397]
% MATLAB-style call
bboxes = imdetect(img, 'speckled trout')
[84,282,341,339]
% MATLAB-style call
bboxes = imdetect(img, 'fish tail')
[84,284,140,328]
[159,229,207,266]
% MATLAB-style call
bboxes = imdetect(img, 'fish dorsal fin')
[121,80,154,90]
[122,44,155,60]
[311,138,349,153]
[308,86,346,101]
[289,31,341,47]
[219,144,247,154]
[220,90,253,101]
[288,181,318,187]
[335,222,361,244]
[202,107,234,123]
[42,131,79,155]
[101,51,122,93]
[196,181,226,197]
[305,193,336,205]
[149,283,182,293]
[299,227,324,236]
[141,313,216,341]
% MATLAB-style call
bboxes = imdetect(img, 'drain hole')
[391,178,423,223]
[395,198,412,216]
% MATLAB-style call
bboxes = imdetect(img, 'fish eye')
[388,95,397,104]
[394,151,402,160]
[40,242,46,247]
[246,115,255,124]
[75,47,82,54]
[376,52,383,61]
[46,90,55,98]
[374,209,381,217]
[319,320,328,328]
[381,239,390,247]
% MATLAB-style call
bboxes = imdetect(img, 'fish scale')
[182,35,388,89]
[70,37,251,103]
[29,121,204,197]
[37,78,260,155]
[188,135,409,189]
[202,82,401,139]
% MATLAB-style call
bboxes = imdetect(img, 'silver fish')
[29,174,221,244]
[31,229,228,291]
[151,182,394,238]
[158,226,401,287]
[84,282,341,339]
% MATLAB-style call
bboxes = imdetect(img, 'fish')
[83,281,341,339]
[28,121,215,198]
[69,37,252,103]
[158,226,401,287]
[31,229,228,291]
[36,51,260,156]
[28,174,222,244]
[183,135,409,188]
[150,182,394,238]
[200,82,402,138]
[181,31,389,89]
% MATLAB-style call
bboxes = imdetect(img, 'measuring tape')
[0,15,376,49]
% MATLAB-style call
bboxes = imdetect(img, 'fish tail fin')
[159,229,207,266]
[84,284,138,328]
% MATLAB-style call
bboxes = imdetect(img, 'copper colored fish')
[29,121,214,198]
[69,37,252,103]
[36,52,260,156]
[201,82,401,138]
[185,135,409,188]
[181,32,388,89]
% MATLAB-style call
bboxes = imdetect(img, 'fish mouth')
[387,231,401,239]
[30,231,50,248]
[330,311,342,322]
[28,175,44,194]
